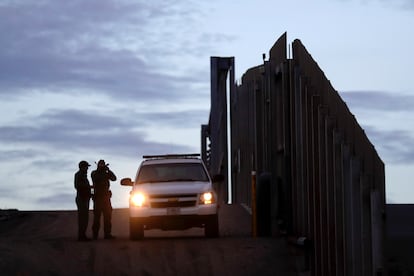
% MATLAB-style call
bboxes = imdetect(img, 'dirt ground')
[0,204,295,276]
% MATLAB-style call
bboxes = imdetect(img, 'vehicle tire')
[130,217,144,240]
[205,214,219,238]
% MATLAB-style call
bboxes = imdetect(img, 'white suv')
[120,154,221,240]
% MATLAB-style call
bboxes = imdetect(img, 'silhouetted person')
[74,160,92,241]
[91,159,117,239]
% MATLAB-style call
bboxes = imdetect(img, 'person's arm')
[90,170,96,187]
[108,170,117,181]
[74,172,79,190]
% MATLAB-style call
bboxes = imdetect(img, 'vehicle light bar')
[142,153,201,160]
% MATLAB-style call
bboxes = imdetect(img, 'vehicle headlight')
[131,192,147,207]
[200,192,214,205]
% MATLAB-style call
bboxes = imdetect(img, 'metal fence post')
[252,171,257,237]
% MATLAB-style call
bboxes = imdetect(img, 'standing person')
[74,160,92,241]
[91,159,117,239]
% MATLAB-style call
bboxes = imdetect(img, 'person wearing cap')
[91,159,117,239]
[74,160,92,241]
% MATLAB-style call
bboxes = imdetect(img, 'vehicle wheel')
[205,214,219,238]
[130,217,144,240]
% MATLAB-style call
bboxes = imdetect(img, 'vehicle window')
[137,163,209,184]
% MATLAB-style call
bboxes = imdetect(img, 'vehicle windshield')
[136,162,209,184]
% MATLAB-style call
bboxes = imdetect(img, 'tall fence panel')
[202,57,234,204]
[203,33,386,275]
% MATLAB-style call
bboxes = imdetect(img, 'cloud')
[339,91,414,165]
[0,42,208,103]
[387,0,414,10]
[137,109,209,127]
[334,0,414,11]
[363,126,414,165]
[1,4,167,101]
[401,1,414,9]
[35,192,77,210]
[0,0,226,104]
[0,108,201,161]
[340,91,414,112]
[0,149,39,161]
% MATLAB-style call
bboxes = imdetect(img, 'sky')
[0,0,413,210]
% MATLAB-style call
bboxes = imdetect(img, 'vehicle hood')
[132,181,213,195]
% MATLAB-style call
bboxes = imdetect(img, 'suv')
[120,154,221,240]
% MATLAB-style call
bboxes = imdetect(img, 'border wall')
[202,33,386,275]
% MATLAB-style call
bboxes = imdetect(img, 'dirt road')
[0,204,294,275]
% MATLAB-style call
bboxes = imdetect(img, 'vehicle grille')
[151,200,197,208]
[150,194,196,199]
[149,194,197,208]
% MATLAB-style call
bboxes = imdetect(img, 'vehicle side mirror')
[212,174,225,182]
[120,178,134,186]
